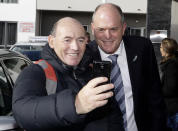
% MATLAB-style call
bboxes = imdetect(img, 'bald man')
[86,3,167,131]
[12,17,124,131]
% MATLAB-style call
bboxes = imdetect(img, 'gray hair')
[50,21,59,36]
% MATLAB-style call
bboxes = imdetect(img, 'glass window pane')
[7,23,17,45]
[0,0,18,4]
[11,45,31,51]
[131,29,141,36]
[0,63,12,115]
[3,58,29,83]
[0,22,5,45]
[31,45,44,51]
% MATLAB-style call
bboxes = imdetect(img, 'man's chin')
[101,47,115,54]
[66,61,79,66]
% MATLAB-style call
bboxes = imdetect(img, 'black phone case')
[92,60,111,84]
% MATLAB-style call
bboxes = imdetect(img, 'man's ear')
[48,35,55,49]
[122,22,127,35]
[91,22,95,35]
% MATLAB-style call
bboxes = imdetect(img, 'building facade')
[0,0,178,48]
[0,0,36,48]
[36,0,147,39]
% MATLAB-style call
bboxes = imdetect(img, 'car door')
[0,62,12,116]
[0,57,31,131]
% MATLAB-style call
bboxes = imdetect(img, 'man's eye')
[99,28,104,31]
[96,28,105,33]
[78,39,85,43]
[111,28,117,31]
[110,28,119,32]
[64,39,71,43]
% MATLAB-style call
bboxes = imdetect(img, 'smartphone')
[92,60,111,85]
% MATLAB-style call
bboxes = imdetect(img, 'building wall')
[171,0,178,42]
[0,0,36,42]
[125,14,146,28]
[37,10,146,41]
[36,0,147,38]
[38,11,93,37]
[37,0,147,14]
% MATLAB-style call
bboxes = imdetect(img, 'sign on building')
[19,22,35,33]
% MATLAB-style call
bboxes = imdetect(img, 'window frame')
[0,0,18,4]
[0,56,31,86]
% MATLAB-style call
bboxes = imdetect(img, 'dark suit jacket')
[85,36,167,131]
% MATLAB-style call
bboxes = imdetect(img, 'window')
[3,58,29,83]
[0,56,30,116]
[0,63,12,115]
[0,0,18,3]
[83,25,89,32]
[0,22,17,48]
[0,22,5,46]
[124,27,146,37]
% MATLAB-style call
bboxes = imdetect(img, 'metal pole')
[4,22,8,49]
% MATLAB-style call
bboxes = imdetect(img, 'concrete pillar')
[146,0,172,63]
[146,0,172,38]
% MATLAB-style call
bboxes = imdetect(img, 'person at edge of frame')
[160,38,178,131]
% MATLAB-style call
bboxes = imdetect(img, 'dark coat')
[160,57,178,116]
[12,44,124,131]
[86,36,167,131]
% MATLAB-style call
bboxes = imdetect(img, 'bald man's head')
[92,3,124,24]
[48,17,87,66]
[51,17,85,37]
[91,3,127,54]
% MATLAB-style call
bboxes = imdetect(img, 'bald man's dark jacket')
[85,36,167,131]
[12,44,124,131]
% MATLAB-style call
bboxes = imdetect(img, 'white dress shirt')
[98,40,138,131]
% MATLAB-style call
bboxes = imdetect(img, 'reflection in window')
[3,58,29,83]
[0,63,12,115]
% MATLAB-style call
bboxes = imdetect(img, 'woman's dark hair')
[161,38,178,62]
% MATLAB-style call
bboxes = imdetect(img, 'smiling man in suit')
[86,3,167,131]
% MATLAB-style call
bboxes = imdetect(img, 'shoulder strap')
[35,59,57,95]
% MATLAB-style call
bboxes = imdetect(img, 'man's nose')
[104,30,111,39]
[70,40,79,50]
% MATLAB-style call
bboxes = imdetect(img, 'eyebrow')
[63,36,85,39]
[96,26,120,29]
[63,36,72,39]
[78,36,85,39]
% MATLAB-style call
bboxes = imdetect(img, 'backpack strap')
[35,59,57,95]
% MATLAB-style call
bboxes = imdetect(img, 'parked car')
[9,42,47,61]
[0,49,32,130]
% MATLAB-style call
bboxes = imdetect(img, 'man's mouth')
[68,53,78,57]
[102,40,113,43]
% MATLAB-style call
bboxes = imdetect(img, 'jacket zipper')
[73,70,77,80]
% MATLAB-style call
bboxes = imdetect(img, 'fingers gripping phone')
[92,61,111,85]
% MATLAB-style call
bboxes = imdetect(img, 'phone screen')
[92,60,111,84]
